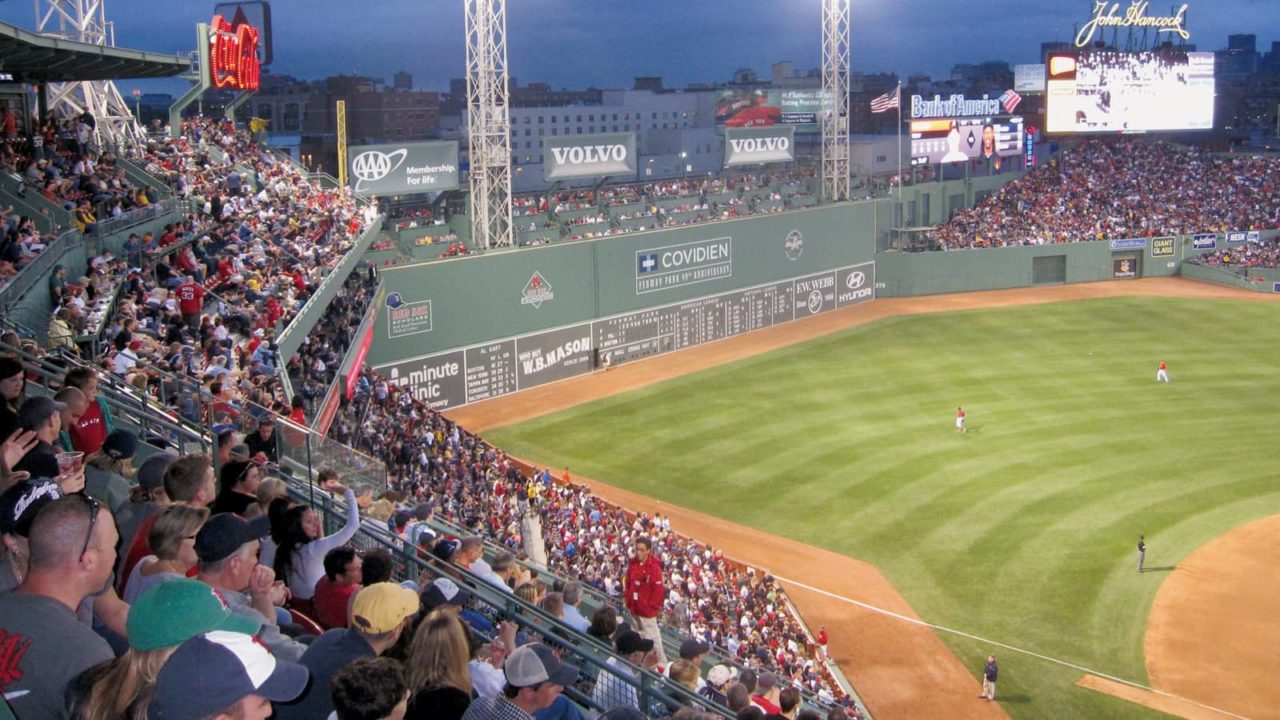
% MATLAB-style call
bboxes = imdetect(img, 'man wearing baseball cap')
[591,630,656,712]
[195,512,305,661]
[150,630,309,720]
[65,578,265,719]
[13,395,68,481]
[0,478,63,591]
[275,582,419,720]
[460,643,580,720]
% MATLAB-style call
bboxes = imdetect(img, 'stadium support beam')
[820,0,851,203]
[223,89,257,124]
[465,0,513,250]
[336,100,348,188]
[169,23,210,137]
[36,0,146,149]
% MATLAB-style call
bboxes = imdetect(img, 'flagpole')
[896,81,903,201]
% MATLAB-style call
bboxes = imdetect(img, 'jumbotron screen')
[910,116,1024,166]
[1046,50,1214,133]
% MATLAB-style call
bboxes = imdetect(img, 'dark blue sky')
[2,1,1276,95]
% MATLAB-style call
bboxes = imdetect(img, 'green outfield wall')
[894,173,1024,231]
[366,202,881,408]
[875,229,1280,296]
[364,174,1278,408]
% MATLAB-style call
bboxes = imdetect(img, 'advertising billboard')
[209,12,261,90]
[542,132,636,181]
[1014,64,1046,93]
[715,89,830,128]
[910,116,1024,166]
[348,141,459,196]
[723,126,796,167]
[1046,50,1214,133]
[213,1,272,65]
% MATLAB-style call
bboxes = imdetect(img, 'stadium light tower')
[820,0,851,203]
[465,0,514,250]
[35,0,146,149]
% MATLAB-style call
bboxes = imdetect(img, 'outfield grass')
[488,296,1280,720]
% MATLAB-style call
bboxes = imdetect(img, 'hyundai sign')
[347,141,459,196]
[723,126,796,167]
[543,132,636,181]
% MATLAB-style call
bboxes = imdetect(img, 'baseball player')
[1156,361,1170,383]
[955,407,966,433]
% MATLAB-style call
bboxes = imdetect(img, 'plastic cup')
[56,451,84,473]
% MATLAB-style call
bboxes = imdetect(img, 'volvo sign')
[724,126,796,167]
[543,132,637,181]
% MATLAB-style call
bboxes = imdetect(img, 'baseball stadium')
[0,2,1277,720]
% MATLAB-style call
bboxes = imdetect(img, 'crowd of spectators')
[327,367,855,711]
[0,118,869,720]
[1188,237,1280,270]
[0,349,858,720]
[927,139,1280,250]
[19,116,378,428]
[502,169,816,246]
[0,111,171,290]
[287,265,381,416]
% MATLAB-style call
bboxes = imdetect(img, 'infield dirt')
[447,278,1279,720]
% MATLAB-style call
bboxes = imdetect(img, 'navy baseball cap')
[151,630,308,720]
[195,513,271,563]
[0,479,63,537]
[385,292,405,309]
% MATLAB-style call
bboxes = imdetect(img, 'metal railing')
[92,197,179,239]
[0,341,212,457]
[0,228,82,313]
[273,222,382,366]
[239,400,389,497]
[293,483,734,718]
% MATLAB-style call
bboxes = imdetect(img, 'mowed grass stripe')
[489,297,1280,720]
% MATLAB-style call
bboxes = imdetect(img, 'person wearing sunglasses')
[0,492,118,719]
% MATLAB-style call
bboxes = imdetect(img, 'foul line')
[772,573,1250,720]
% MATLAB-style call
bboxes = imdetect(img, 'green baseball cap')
[127,578,262,651]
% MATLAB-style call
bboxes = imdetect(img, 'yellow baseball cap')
[351,583,419,634]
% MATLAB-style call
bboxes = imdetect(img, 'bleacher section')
[0,109,881,720]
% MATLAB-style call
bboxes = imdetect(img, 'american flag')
[869,87,900,114]
[1000,89,1022,114]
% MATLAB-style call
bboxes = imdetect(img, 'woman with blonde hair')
[122,504,210,603]
[404,609,473,720]
[244,475,287,519]
[68,578,262,720]
[513,578,547,607]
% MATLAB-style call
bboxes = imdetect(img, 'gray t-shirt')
[83,466,131,515]
[0,592,114,720]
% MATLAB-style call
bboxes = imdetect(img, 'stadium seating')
[926,139,1280,250]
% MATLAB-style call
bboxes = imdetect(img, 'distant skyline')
[1,1,1277,96]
